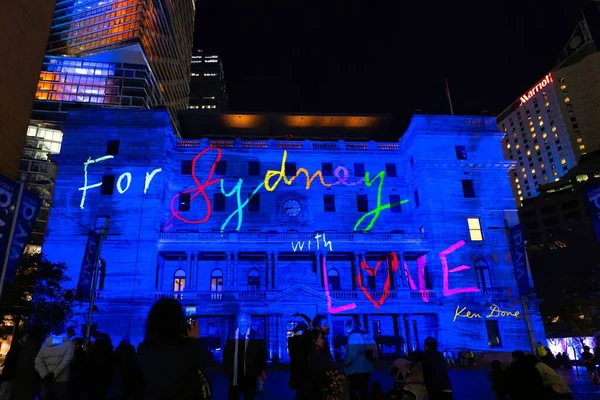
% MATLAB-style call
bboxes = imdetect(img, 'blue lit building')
[43,109,545,359]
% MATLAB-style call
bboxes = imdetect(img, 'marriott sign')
[518,73,553,106]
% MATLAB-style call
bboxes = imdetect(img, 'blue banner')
[509,224,530,296]
[585,183,600,243]
[4,187,42,285]
[75,233,101,302]
[0,175,21,283]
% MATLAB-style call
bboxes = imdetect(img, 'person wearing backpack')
[344,317,377,400]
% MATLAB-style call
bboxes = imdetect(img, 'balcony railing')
[159,231,427,243]
[156,291,268,301]
[480,287,509,297]
[409,290,436,299]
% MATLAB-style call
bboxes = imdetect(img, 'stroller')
[389,357,427,400]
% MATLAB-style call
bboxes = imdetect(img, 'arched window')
[173,269,186,292]
[474,259,492,289]
[210,269,223,300]
[98,258,107,291]
[327,268,340,291]
[248,269,260,291]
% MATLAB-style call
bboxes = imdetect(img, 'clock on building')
[282,199,302,217]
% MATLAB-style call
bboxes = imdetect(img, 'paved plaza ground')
[205,364,600,399]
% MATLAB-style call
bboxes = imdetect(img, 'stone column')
[387,253,396,290]
[352,252,360,290]
[317,252,324,288]
[392,314,401,354]
[265,252,270,291]
[272,251,278,289]
[195,252,201,290]
[397,252,405,288]
[231,251,238,288]
[185,252,191,291]
[267,313,276,361]
[225,252,232,290]
[188,252,194,290]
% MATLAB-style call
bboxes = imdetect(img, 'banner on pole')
[0,174,19,269]
[585,183,600,243]
[4,187,42,285]
[75,233,101,302]
[509,224,531,296]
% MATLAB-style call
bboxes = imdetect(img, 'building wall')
[43,110,544,358]
[0,0,56,179]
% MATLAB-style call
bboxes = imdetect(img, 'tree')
[0,252,74,337]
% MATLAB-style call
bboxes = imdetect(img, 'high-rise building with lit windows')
[24,0,195,247]
[497,15,600,206]
[189,50,228,110]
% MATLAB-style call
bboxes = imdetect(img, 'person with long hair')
[137,298,213,400]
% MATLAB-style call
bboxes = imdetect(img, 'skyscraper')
[24,0,195,247]
[497,16,600,206]
[0,0,56,181]
[189,50,228,110]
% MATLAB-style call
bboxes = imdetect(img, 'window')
[181,160,192,175]
[286,162,297,176]
[414,189,420,207]
[389,195,402,213]
[322,162,333,176]
[468,218,483,241]
[248,194,260,212]
[367,274,376,290]
[210,269,223,299]
[101,175,115,195]
[215,161,227,175]
[356,195,368,212]
[485,320,502,347]
[461,179,475,198]
[324,194,335,212]
[214,193,225,212]
[354,163,365,177]
[423,265,433,290]
[106,140,120,155]
[475,259,492,289]
[248,269,260,291]
[327,269,340,291]
[455,145,467,160]
[173,269,186,292]
[248,161,260,176]
[385,163,397,177]
[94,215,110,235]
[179,192,191,212]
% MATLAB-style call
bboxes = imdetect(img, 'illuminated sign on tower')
[518,73,553,106]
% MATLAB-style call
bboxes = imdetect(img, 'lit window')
[517,190,522,195]
[514,178,519,183]
[565,97,570,103]
[560,84,567,90]
[576,174,589,182]
[539,121,544,127]
[540,163,545,169]
[545,102,550,107]
[517,184,521,189]
[526,150,531,156]
[515,144,520,149]
[519,196,524,201]
[529,121,533,126]
[531,133,537,139]
[537,116,542,120]
[467,218,483,241]
[554,133,559,139]
[531,169,536,174]
[553,171,558,176]
[521,167,526,173]
[552,126,557,132]
[530,127,535,132]
[506,143,511,149]
[523,174,527,179]
[173,269,186,292]
[560,159,566,165]
[555,178,560,182]
[579,144,585,150]
[542,133,547,138]
[535,145,540,150]
[544,176,548,182]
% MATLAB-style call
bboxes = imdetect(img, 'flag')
[509,224,531,296]
[4,187,42,285]
[75,233,101,302]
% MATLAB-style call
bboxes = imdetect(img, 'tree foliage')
[0,252,74,336]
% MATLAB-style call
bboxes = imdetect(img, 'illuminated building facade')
[43,110,545,358]
[497,15,600,206]
[189,50,228,111]
[0,0,56,180]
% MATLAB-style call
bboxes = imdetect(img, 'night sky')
[194,0,584,127]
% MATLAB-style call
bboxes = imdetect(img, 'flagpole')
[445,78,455,116]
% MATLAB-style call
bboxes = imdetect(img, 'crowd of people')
[0,298,596,400]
